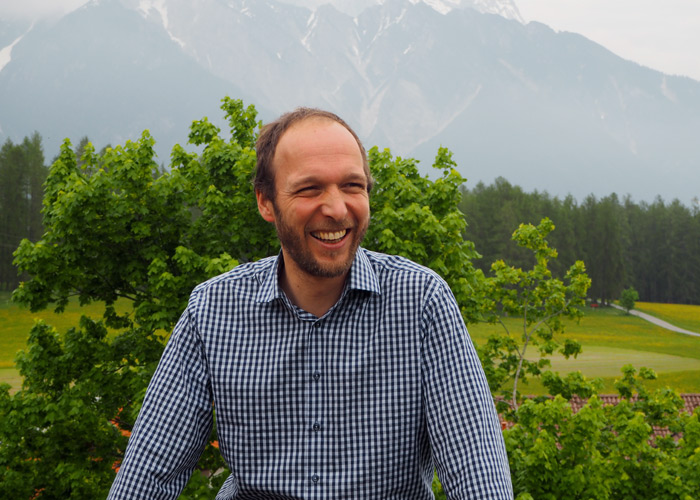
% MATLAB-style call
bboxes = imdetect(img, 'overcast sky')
[517,0,700,81]
[3,0,700,81]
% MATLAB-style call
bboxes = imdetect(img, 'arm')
[108,304,213,500]
[422,284,513,499]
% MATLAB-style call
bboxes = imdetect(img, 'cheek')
[350,198,370,221]
[286,200,319,225]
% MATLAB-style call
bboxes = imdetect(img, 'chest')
[201,292,424,426]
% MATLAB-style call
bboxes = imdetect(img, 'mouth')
[311,229,348,243]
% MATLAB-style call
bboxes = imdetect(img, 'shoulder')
[359,250,462,334]
[190,255,277,298]
[362,249,445,284]
[360,248,449,293]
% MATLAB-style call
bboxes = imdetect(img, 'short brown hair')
[254,108,373,202]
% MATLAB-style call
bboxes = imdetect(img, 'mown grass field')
[0,293,111,367]
[0,291,129,390]
[2,293,699,395]
[464,304,700,394]
[634,301,700,333]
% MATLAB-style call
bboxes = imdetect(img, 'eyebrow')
[288,172,367,190]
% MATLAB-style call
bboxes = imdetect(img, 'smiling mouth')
[311,229,348,243]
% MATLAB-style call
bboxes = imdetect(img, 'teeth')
[314,230,347,241]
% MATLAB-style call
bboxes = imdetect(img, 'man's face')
[256,118,370,280]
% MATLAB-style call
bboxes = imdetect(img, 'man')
[108,108,513,499]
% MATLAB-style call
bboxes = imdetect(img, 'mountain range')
[1,0,699,203]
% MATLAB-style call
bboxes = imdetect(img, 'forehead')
[276,118,360,158]
[273,118,364,179]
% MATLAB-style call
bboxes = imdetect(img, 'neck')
[279,255,348,318]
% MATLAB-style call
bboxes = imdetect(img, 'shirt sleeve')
[107,299,214,500]
[421,283,513,500]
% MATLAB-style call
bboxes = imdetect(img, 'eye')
[344,182,366,192]
[296,185,320,195]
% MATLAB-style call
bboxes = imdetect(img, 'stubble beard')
[272,206,368,279]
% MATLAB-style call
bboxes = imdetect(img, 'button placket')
[307,321,324,494]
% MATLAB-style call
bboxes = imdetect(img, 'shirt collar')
[347,247,381,295]
[255,247,381,304]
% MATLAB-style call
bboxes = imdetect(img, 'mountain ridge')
[0,0,698,203]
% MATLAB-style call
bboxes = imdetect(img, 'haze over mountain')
[1,0,698,203]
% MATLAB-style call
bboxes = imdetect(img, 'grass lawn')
[634,301,700,333]
[537,345,700,377]
[0,291,129,390]
[469,306,700,360]
[467,304,700,395]
[0,292,120,366]
[0,367,22,391]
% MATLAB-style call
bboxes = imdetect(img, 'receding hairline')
[272,116,365,164]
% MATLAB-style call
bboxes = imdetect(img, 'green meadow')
[0,291,129,391]
[2,292,699,395]
[468,304,700,394]
[635,301,700,333]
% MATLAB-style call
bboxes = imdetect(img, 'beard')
[272,206,368,279]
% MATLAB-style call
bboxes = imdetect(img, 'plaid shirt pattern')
[108,248,512,499]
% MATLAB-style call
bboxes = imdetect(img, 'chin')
[310,257,354,278]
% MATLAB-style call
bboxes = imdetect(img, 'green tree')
[3,97,484,498]
[477,218,592,410]
[460,179,585,281]
[505,366,700,500]
[366,147,482,321]
[621,196,700,305]
[460,177,537,273]
[581,194,626,304]
[0,133,47,290]
[619,286,639,314]
[461,177,700,305]
[664,200,700,303]
[4,98,271,498]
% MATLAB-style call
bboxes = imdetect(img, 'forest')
[460,178,700,305]
[0,133,47,291]
[2,134,699,305]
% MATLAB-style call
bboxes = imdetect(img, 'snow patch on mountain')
[137,0,186,47]
[0,35,21,73]
[379,8,408,31]
[660,76,678,103]
[278,0,523,22]
[499,59,538,91]
[413,0,452,15]
[302,12,318,51]
[469,0,523,22]
[0,26,32,74]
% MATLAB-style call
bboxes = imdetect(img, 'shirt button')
[312,371,321,381]
[312,421,321,432]
[311,474,320,484]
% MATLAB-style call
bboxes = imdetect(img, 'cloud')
[0,0,91,21]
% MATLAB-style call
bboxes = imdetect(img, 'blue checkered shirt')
[108,248,512,499]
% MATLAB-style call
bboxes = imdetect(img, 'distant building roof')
[501,393,700,439]
[567,393,700,415]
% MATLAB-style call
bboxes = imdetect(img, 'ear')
[256,190,276,223]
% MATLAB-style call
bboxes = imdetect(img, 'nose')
[319,186,348,220]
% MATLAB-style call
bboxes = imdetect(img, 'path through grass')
[634,302,700,333]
